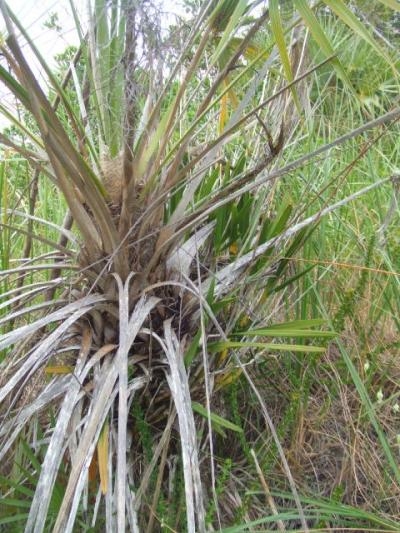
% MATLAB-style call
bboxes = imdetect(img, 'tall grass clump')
[0,0,399,531]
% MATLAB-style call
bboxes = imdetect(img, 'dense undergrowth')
[0,1,399,531]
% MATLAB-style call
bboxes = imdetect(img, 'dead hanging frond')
[162,319,206,533]
[50,291,159,533]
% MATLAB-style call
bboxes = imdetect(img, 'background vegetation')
[0,0,399,531]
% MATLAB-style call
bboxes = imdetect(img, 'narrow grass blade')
[294,0,353,91]
[192,401,243,433]
[270,0,301,110]
[324,0,396,69]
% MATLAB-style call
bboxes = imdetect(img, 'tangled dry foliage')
[209,329,400,528]
[0,0,399,531]
[252,291,400,526]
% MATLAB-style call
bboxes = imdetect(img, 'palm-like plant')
[0,0,399,531]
